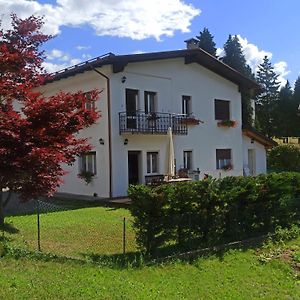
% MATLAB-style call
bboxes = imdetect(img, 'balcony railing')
[119,111,188,135]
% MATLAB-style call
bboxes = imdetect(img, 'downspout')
[92,68,113,199]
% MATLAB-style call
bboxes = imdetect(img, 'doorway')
[128,151,141,185]
[248,149,256,176]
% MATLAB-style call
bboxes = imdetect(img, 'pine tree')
[276,81,294,137]
[222,35,250,76]
[255,56,280,137]
[222,35,254,125]
[293,76,300,103]
[292,77,300,136]
[196,27,217,57]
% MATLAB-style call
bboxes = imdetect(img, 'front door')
[128,151,140,185]
[248,149,256,176]
[126,89,138,129]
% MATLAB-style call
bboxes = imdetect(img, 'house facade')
[40,49,276,199]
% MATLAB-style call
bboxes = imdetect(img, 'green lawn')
[1,206,299,299]
[0,246,299,299]
[4,206,137,257]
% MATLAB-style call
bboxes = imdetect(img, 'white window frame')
[79,151,97,175]
[146,152,159,174]
[183,150,193,170]
[144,91,157,114]
[84,91,96,111]
[182,95,192,115]
[216,149,232,170]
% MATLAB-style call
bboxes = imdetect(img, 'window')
[182,96,191,115]
[282,137,288,144]
[215,99,230,120]
[84,91,96,111]
[147,152,158,174]
[144,91,157,114]
[79,152,97,175]
[183,151,193,170]
[216,149,232,169]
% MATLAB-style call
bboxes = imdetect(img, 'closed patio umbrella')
[167,127,175,179]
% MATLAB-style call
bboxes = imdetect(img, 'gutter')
[92,68,113,199]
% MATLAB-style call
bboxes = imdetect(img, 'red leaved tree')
[0,15,100,226]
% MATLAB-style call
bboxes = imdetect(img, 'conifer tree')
[196,27,217,57]
[255,56,280,137]
[276,81,294,137]
[292,77,300,136]
[222,35,254,125]
[293,76,300,104]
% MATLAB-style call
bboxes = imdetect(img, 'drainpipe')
[92,68,113,199]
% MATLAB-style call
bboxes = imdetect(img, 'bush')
[128,173,300,255]
[268,145,300,172]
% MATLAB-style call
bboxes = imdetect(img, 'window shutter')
[216,149,231,160]
[215,99,230,120]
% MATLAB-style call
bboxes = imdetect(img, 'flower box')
[217,120,237,128]
[221,163,233,171]
[78,171,95,185]
[180,116,202,125]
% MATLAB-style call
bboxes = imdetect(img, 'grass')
[1,206,299,299]
[0,244,299,299]
[3,206,137,258]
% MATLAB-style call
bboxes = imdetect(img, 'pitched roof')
[242,125,278,148]
[46,49,260,90]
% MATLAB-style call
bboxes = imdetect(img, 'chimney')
[184,38,199,49]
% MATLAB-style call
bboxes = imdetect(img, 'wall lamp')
[99,138,105,145]
[124,138,128,145]
[121,76,127,83]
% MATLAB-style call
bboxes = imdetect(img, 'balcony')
[119,111,188,135]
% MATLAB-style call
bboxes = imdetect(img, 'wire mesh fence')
[2,199,137,260]
[1,197,300,261]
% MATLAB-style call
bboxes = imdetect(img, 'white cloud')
[46,49,65,60]
[0,0,200,40]
[236,35,272,73]
[132,50,145,54]
[42,61,69,73]
[76,45,91,51]
[43,48,94,73]
[216,48,224,58]
[274,61,290,87]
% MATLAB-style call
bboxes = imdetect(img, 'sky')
[1,0,299,87]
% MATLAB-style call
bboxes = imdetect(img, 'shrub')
[129,173,300,255]
[268,145,300,172]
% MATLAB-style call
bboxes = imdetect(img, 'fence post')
[37,199,41,252]
[123,217,126,256]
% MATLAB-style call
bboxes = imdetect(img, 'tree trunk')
[0,191,4,228]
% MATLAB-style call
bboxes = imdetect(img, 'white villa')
[40,46,276,199]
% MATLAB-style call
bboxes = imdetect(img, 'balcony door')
[126,89,138,129]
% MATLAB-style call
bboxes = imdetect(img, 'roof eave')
[242,126,278,148]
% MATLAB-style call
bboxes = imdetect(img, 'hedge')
[128,173,300,255]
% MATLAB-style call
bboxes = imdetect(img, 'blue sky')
[1,0,299,86]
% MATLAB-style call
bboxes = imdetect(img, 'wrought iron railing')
[119,111,188,135]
